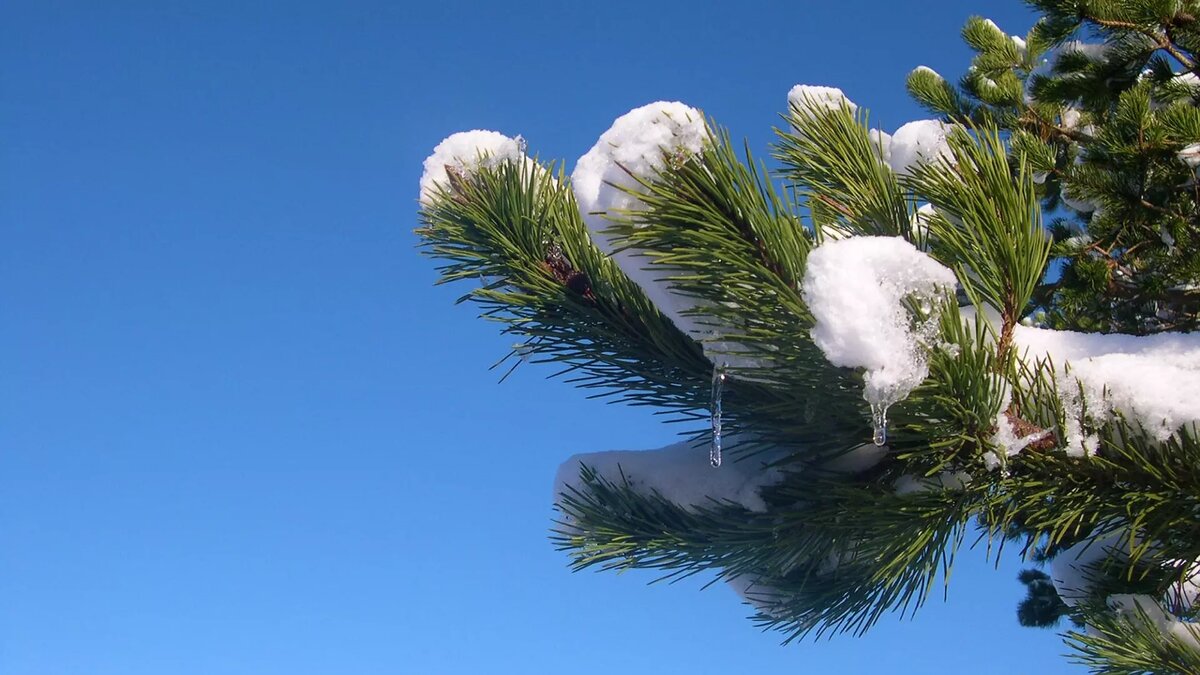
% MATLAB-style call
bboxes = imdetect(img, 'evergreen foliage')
[416,1,1200,672]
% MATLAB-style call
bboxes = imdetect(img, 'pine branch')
[1066,598,1200,674]
[905,124,1052,359]
[603,127,870,452]
[774,99,911,240]
[416,157,713,415]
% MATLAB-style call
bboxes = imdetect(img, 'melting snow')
[802,236,957,416]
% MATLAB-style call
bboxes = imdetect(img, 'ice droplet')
[711,363,727,468]
[512,342,534,362]
[870,401,889,447]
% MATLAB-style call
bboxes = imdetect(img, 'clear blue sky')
[2,2,1084,673]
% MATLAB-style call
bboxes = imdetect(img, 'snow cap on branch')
[552,438,783,516]
[912,65,942,80]
[571,101,716,342]
[726,574,787,616]
[1051,528,1129,607]
[802,236,957,412]
[419,130,526,206]
[1178,142,1200,169]
[1013,326,1200,454]
[888,120,956,174]
[571,101,707,253]
[1107,594,1200,653]
[787,85,858,118]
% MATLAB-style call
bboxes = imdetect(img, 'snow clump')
[1052,529,1200,652]
[571,101,712,340]
[888,120,956,175]
[894,471,972,495]
[985,411,1051,470]
[726,574,787,615]
[1051,528,1129,607]
[787,85,857,119]
[419,130,526,206]
[1178,142,1200,169]
[1107,594,1200,653]
[912,65,942,80]
[1013,326,1200,455]
[910,203,937,240]
[802,236,958,416]
[552,438,783,519]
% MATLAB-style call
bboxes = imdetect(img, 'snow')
[1063,40,1109,61]
[816,443,888,474]
[1013,326,1200,453]
[913,65,942,80]
[959,304,1003,334]
[910,203,936,241]
[1165,559,1200,616]
[894,471,971,495]
[802,236,957,414]
[571,101,713,342]
[1178,142,1200,169]
[552,438,783,517]
[986,409,1051,470]
[1011,35,1027,57]
[1054,533,1200,653]
[888,120,955,175]
[976,20,1025,58]
[1061,195,1097,214]
[1051,528,1128,607]
[869,128,893,165]
[1061,189,1098,214]
[1107,594,1200,653]
[1061,108,1082,130]
[1175,72,1200,89]
[1061,233,1093,252]
[1162,226,1177,250]
[419,130,525,206]
[787,85,857,118]
[726,574,785,615]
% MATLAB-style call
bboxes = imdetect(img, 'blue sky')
[3,2,1084,673]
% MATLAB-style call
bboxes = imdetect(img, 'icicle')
[711,363,727,468]
[870,401,889,447]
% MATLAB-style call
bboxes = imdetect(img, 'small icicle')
[710,363,727,468]
[870,401,889,447]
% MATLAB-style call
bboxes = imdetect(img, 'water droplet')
[711,363,727,468]
[870,401,889,447]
